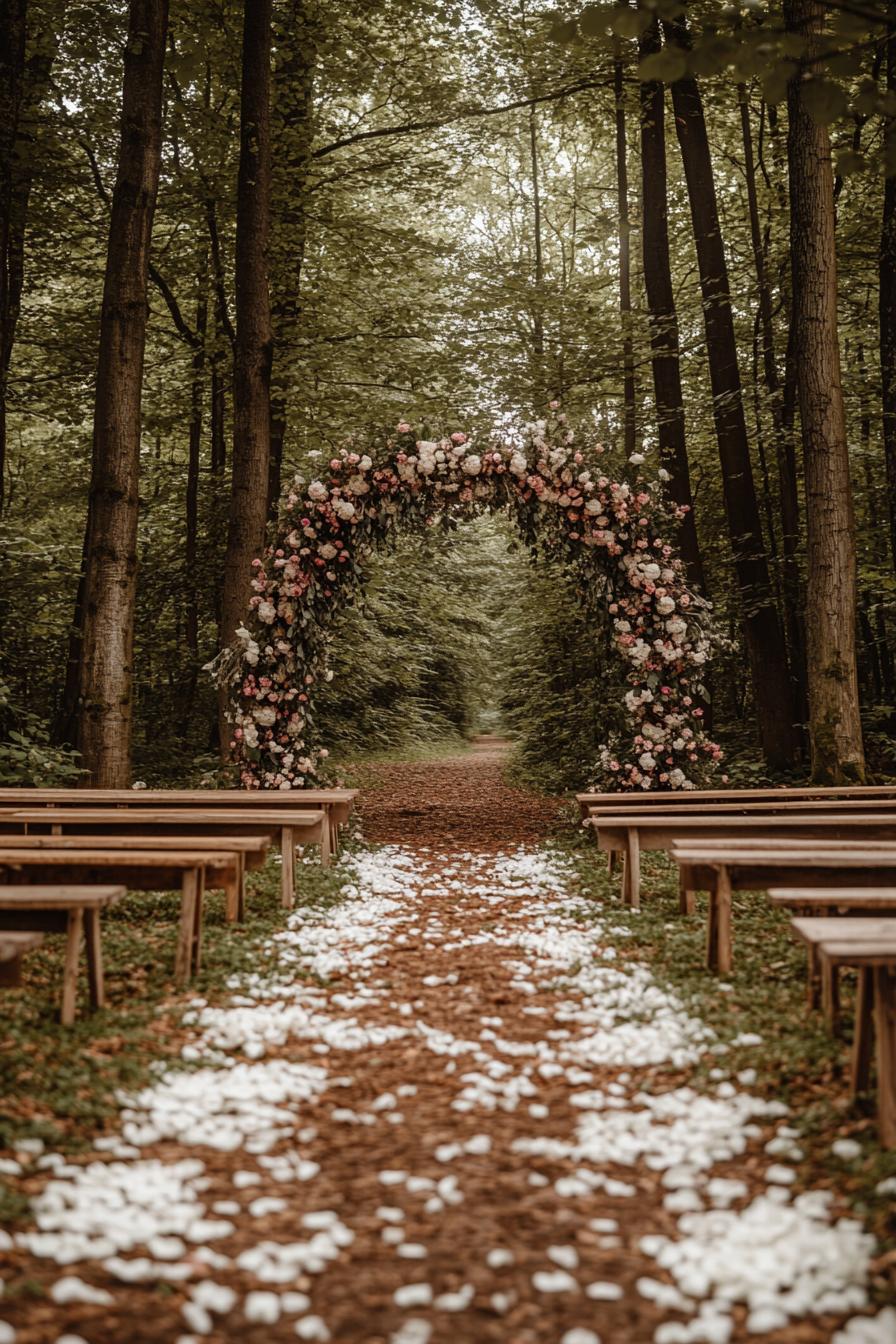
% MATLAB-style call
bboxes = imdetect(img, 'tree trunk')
[738,81,808,733]
[638,17,704,589]
[882,18,896,572]
[218,0,273,745]
[0,0,26,517]
[528,104,546,404]
[664,16,797,768]
[786,0,865,782]
[182,250,208,736]
[268,0,316,516]
[75,0,168,786]
[614,39,636,459]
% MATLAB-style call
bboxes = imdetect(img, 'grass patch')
[558,832,896,1252]
[0,854,352,1167]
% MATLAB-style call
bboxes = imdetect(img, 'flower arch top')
[220,410,722,791]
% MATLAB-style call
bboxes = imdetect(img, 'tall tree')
[614,36,636,459]
[786,0,865,782]
[0,0,27,516]
[738,84,807,727]
[663,14,797,768]
[75,0,168,785]
[638,17,703,588]
[219,0,274,738]
[268,0,316,515]
[882,18,896,572]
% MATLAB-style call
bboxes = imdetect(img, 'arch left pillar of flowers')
[217,412,722,792]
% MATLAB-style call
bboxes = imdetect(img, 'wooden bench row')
[0,786,358,1023]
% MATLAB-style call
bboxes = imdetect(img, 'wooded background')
[0,0,893,790]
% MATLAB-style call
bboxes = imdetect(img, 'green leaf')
[801,77,850,126]
[548,14,580,42]
[835,150,867,177]
[637,47,688,83]
[611,6,651,39]
[580,3,610,38]
[761,60,796,106]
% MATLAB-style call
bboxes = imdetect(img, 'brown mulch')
[356,738,565,849]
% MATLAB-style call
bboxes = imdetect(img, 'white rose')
[307,481,328,501]
[656,596,675,615]
[629,452,645,465]
[359,455,372,470]
[318,543,337,559]
[641,563,661,580]
[509,452,528,476]
[254,706,276,727]
[334,499,355,520]
[638,752,656,771]
[257,600,276,624]
[462,455,482,476]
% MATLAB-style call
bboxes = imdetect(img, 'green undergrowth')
[0,853,353,1191]
[560,833,896,1253]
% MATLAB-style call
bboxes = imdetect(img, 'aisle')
[1,747,893,1343]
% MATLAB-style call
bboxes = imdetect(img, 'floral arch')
[219,409,722,792]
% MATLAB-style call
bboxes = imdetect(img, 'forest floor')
[1,740,895,1343]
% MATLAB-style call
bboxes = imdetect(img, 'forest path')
[3,745,890,1344]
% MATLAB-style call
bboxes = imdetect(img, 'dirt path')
[1,744,893,1344]
[355,737,565,849]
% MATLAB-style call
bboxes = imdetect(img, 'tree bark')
[786,0,865,782]
[268,0,316,515]
[0,1,63,516]
[75,0,168,786]
[219,0,273,744]
[664,16,797,768]
[638,17,704,589]
[614,39,636,459]
[738,82,807,731]
[528,105,546,405]
[882,17,896,572]
[0,0,26,517]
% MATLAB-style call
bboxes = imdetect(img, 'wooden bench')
[591,813,896,909]
[0,886,125,1023]
[0,848,244,982]
[577,784,896,819]
[671,844,896,975]
[1,808,327,910]
[768,888,896,1028]
[0,834,270,922]
[790,916,896,1147]
[0,931,44,987]
[0,787,357,856]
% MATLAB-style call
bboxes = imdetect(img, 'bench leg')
[329,815,340,858]
[607,850,617,876]
[319,818,332,869]
[706,869,732,975]
[625,828,640,911]
[61,908,84,1026]
[192,870,205,975]
[874,966,896,1149]
[822,960,842,1036]
[807,945,821,1011]
[224,859,242,923]
[281,826,296,909]
[84,908,104,1011]
[678,878,695,916]
[851,967,874,1097]
[176,870,199,983]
